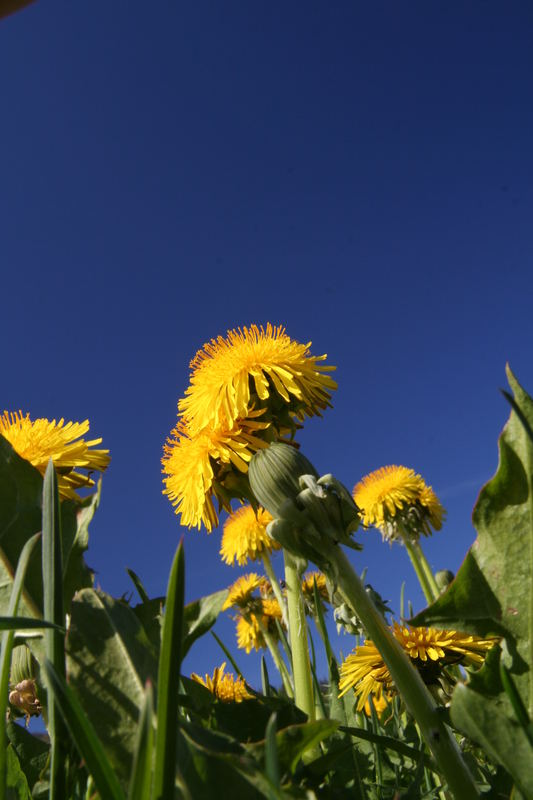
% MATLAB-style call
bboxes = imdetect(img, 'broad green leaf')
[247,719,339,775]
[43,659,125,800]
[5,745,31,800]
[6,722,49,794]
[0,435,95,621]
[412,367,533,793]
[66,588,158,784]
[182,588,228,657]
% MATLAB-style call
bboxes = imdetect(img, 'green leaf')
[42,460,67,800]
[43,659,125,800]
[0,616,63,632]
[66,588,158,784]
[128,681,155,800]
[183,588,228,658]
[412,367,533,794]
[5,745,31,800]
[247,719,339,775]
[0,435,95,622]
[6,722,49,793]
[153,540,185,800]
[0,532,41,798]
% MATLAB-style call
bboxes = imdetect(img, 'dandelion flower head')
[191,663,252,702]
[353,465,444,542]
[162,416,269,532]
[220,505,280,566]
[339,623,497,710]
[222,573,264,611]
[0,411,110,502]
[178,324,337,435]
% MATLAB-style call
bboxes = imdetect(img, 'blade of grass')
[339,725,435,770]
[211,630,246,680]
[265,713,280,798]
[0,617,63,631]
[43,659,125,800]
[0,532,41,796]
[261,655,271,697]
[128,680,155,800]
[153,539,185,800]
[42,459,67,799]
[126,568,150,604]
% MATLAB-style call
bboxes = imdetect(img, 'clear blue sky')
[2,2,532,684]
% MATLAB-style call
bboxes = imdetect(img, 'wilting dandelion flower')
[178,324,337,435]
[339,623,497,711]
[191,663,252,702]
[220,505,280,566]
[0,411,110,501]
[353,465,444,542]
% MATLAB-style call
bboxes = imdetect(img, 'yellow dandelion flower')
[220,505,280,566]
[301,571,329,602]
[222,573,263,610]
[235,598,283,653]
[363,691,392,717]
[178,324,337,435]
[162,416,269,532]
[392,623,498,667]
[261,597,283,624]
[339,640,393,710]
[191,663,252,702]
[353,465,444,542]
[236,613,265,653]
[339,624,497,710]
[0,411,110,502]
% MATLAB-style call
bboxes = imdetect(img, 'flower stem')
[328,546,479,800]
[284,550,315,721]
[412,540,441,600]
[403,538,436,604]
[260,622,294,698]
[262,551,288,628]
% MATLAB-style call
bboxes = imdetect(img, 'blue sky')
[2,2,532,684]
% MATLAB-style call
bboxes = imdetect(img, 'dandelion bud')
[9,645,42,725]
[248,443,318,518]
[435,569,454,593]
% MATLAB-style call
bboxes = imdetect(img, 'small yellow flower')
[0,411,110,502]
[353,465,444,542]
[220,505,280,566]
[191,663,252,702]
[178,324,337,435]
[222,573,264,611]
[301,571,329,602]
[162,416,269,532]
[235,597,283,653]
[339,624,497,710]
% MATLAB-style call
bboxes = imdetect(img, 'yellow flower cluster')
[0,411,110,501]
[162,324,336,531]
[220,505,280,566]
[191,663,252,702]
[339,623,498,711]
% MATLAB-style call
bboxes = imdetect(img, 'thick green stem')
[412,540,441,600]
[284,550,315,720]
[403,538,436,604]
[262,551,288,627]
[329,546,479,800]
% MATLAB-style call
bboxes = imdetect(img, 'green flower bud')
[435,569,454,593]
[248,443,318,517]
